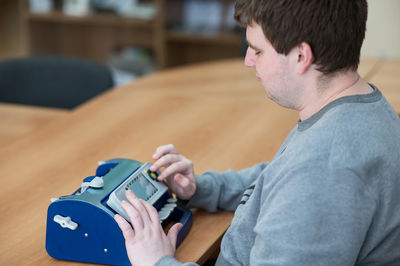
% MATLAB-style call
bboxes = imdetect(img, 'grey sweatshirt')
[156,86,400,265]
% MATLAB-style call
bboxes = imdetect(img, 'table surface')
[0,103,68,149]
[0,58,399,265]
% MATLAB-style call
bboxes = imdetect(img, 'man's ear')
[294,42,313,74]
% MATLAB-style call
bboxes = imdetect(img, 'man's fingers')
[121,199,144,230]
[174,173,190,187]
[150,154,182,174]
[173,174,196,200]
[140,199,161,226]
[114,214,135,241]
[158,160,191,181]
[167,223,182,248]
[125,190,151,227]
[152,144,178,161]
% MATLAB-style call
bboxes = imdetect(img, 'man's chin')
[266,93,297,110]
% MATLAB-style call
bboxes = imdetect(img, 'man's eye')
[255,51,261,55]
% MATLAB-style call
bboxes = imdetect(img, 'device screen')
[125,173,157,201]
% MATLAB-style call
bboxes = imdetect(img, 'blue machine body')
[46,159,193,265]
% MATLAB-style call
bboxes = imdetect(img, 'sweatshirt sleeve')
[248,167,376,265]
[154,256,198,266]
[186,162,269,212]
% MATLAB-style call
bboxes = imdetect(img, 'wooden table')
[0,103,68,149]
[0,58,398,265]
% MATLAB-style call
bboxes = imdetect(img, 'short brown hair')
[235,0,368,75]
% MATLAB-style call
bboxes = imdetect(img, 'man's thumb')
[167,223,182,247]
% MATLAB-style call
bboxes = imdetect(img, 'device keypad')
[159,198,178,222]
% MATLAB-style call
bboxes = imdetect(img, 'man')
[114,0,400,265]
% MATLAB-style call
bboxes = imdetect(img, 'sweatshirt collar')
[297,84,381,131]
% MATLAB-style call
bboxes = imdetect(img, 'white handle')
[53,215,78,230]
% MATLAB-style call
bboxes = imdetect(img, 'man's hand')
[114,190,182,266]
[150,144,196,200]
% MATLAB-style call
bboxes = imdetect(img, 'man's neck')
[298,71,373,121]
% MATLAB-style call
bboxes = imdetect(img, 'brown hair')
[235,0,368,75]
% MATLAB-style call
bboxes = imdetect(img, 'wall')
[361,0,400,58]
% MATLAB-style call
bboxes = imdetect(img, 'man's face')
[244,23,301,109]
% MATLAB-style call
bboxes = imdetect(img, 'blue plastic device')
[46,159,193,265]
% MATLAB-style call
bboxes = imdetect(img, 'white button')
[164,203,177,209]
[167,198,177,203]
[159,210,171,221]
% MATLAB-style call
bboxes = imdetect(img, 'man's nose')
[244,47,255,68]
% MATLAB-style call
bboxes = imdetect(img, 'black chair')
[0,57,114,109]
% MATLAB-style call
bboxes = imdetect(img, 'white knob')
[53,215,78,230]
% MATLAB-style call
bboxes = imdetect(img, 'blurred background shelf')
[25,11,156,27]
[166,30,242,45]
[1,0,399,74]
[9,0,243,71]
